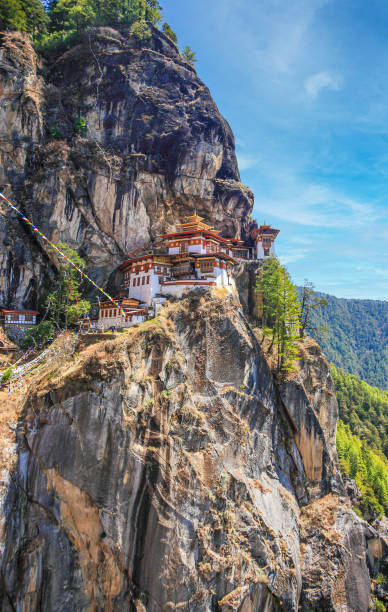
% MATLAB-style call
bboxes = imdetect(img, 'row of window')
[132,276,150,287]
[101,309,120,318]
[6,315,35,322]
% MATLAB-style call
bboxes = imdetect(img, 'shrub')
[20,320,55,350]
[1,367,13,383]
[51,125,63,139]
[74,116,87,136]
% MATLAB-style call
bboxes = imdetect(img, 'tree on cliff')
[256,257,301,372]
[162,22,177,44]
[299,279,327,337]
[182,45,197,67]
[45,244,90,329]
[0,0,47,34]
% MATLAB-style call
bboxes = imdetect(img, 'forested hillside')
[332,365,388,519]
[332,365,388,457]
[307,292,388,388]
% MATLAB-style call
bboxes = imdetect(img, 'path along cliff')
[0,26,253,309]
[0,288,386,611]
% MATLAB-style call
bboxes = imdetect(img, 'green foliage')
[162,22,177,44]
[20,320,55,349]
[306,291,388,388]
[46,243,90,329]
[299,279,327,337]
[50,125,63,139]
[374,601,385,612]
[130,19,150,41]
[332,364,388,459]
[181,45,196,67]
[40,0,162,50]
[1,367,13,383]
[256,257,301,372]
[74,116,87,136]
[0,0,47,35]
[337,420,388,520]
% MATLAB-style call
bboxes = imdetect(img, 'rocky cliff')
[0,290,385,611]
[0,27,253,308]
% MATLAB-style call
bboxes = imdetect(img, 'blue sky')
[161,0,388,299]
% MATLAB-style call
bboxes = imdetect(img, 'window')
[25,315,33,322]
[146,276,150,284]
[142,276,145,285]
[133,278,136,286]
[201,261,213,273]
[180,241,188,253]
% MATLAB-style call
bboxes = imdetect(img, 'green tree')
[162,22,177,44]
[22,0,48,37]
[48,0,96,34]
[0,0,48,36]
[0,0,28,32]
[331,364,388,458]
[256,257,301,372]
[20,320,55,349]
[182,45,196,67]
[299,279,327,337]
[337,420,388,520]
[46,243,90,329]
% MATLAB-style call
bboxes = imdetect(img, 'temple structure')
[252,224,280,259]
[95,298,148,330]
[0,308,39,329]
[117,214,280,308]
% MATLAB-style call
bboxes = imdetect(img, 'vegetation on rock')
[0,0,196,63]
[45,243,90,329]
[256,257,301,372]
[182,45,196,66]
[299,279,328,337]
[0,0,47,35]
[20,320,55,349]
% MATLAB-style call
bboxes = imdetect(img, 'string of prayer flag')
[0,192,125,315]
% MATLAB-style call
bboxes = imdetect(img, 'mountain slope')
[331,364,388,459]
[0,290,383,611]
[307,292,388,388]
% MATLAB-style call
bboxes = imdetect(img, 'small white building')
[96,299,148,329]
[1,309,39,328]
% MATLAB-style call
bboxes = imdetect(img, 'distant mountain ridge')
[306,291,388,389]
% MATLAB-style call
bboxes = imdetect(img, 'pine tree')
[182,45,196,67]
[256,257,301,373]
[299,279,327,337]
[0,0,28,32]
[162,22,177,44]
[46,244,90,329]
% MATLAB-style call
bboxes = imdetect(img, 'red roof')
[251,226,280,239]
[1,309,39,315]
[161,229,233,243]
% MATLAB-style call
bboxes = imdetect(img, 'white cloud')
[237,153,260,171]
[253,165,380,229]
[304,71,342,98]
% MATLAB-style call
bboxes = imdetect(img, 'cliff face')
[0,28,253,308]
[0,291,384,611]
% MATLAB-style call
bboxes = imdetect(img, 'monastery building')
[117,214,279,310]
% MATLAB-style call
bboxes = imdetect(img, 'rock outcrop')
[0,27,253,308]
[0,292,384,611]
